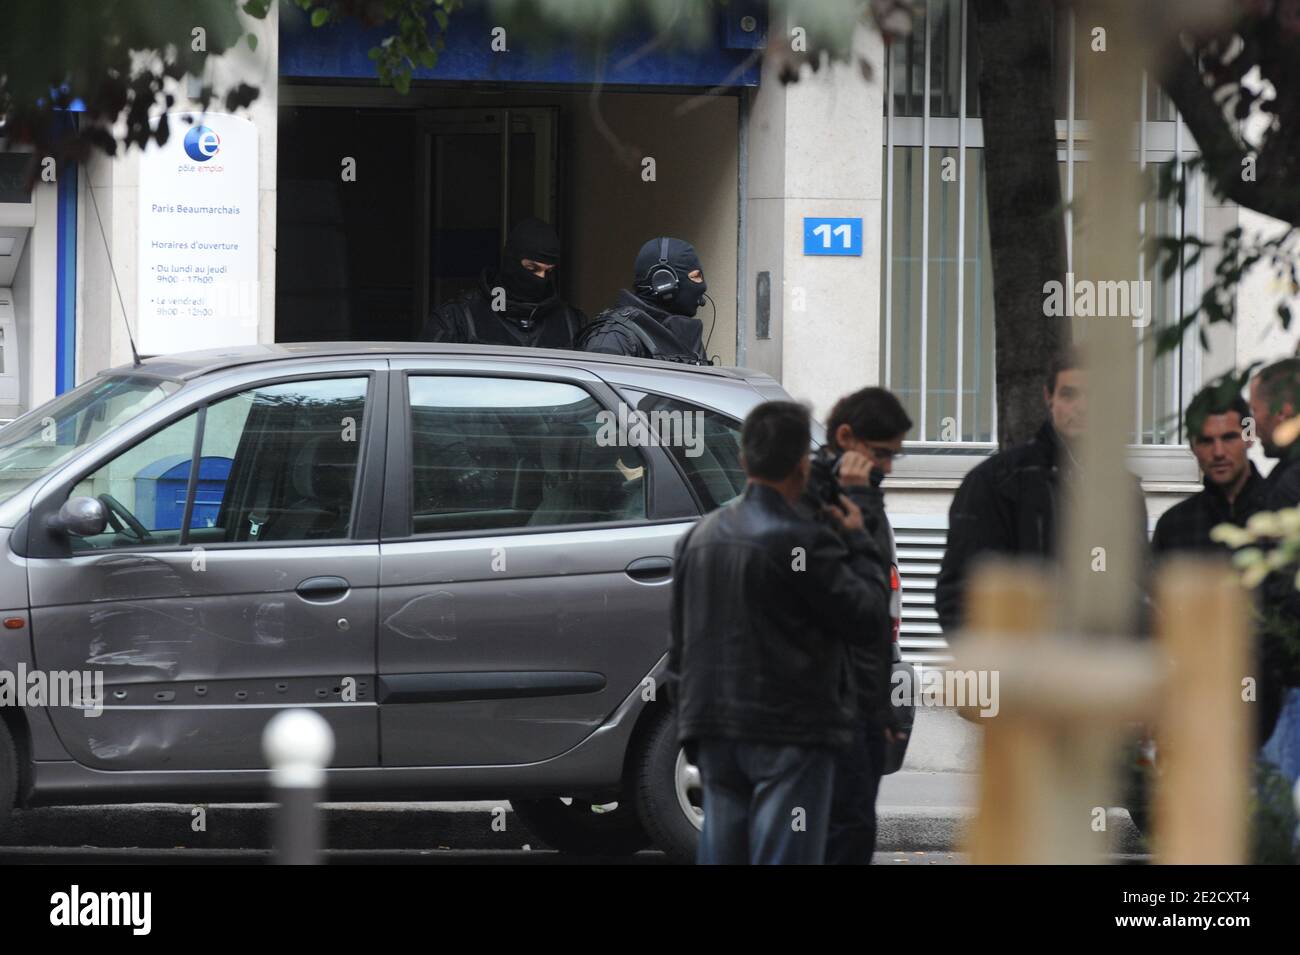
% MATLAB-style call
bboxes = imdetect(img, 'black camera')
[808,447,884,513]
[807,448,845,510]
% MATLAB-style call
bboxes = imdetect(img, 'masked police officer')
[578,236,711,363]
[421,218,585,348]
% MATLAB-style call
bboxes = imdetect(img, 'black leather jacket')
[935,421,1064,633]
[803,447,897,728]
[935,419,1150,636]
[666,482,891,750]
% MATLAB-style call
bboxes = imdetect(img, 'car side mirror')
[49,496,108,538]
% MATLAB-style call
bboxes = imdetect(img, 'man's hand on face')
[837,450,874,487]
[824,493,865,532]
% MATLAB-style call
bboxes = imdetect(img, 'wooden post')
[960,561,1054,864]
[959,561,1162,863]
[1058,0,1143,639]
[1153,559,1251,864]
[960,558,1252,863]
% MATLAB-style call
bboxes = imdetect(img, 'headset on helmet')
[640,237,679,301]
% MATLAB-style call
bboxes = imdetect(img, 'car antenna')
[85,173,144,368]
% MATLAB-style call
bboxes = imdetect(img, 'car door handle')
[295,576,351,602]
[626,557,673,583]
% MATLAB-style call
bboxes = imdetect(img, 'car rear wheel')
[634,710,702,863]
[0,720,15,833]
[510,796,651,855]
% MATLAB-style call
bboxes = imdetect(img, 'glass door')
[422,108,558,315]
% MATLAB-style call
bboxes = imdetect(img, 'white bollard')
[263,709,334,865]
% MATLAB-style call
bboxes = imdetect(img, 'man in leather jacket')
[667,401,891,864]
[807,387,912,865]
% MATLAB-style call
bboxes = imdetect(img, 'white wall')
[22,181,57,410]
[1234,206,1300,478]
[744,19,886,419]
[7,239,31,420]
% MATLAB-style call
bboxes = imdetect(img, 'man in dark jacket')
[806,387,912,865]
[1152,390,1266,556]
[668,401,891,864]
[420,218,584,348]
[1248,359,1300,780]
[578,237,711,363]
[935,350,1086,633]
[935,348,1149,634]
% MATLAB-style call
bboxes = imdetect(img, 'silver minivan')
[0,342,795,859]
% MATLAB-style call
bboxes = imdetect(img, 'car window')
[199,378,369,544]
[635,394,745,512]
[69,412,200,551]
[67,377,368,550]
[0,375,180,508]
[408,376,647,534]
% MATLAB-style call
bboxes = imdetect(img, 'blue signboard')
[803,217,863,257]
[280,4,765,87]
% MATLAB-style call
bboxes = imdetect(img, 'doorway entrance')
[276,105,559,342]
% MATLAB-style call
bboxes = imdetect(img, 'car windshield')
[0,375,181,507]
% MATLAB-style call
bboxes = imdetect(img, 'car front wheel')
[633,710,702,862]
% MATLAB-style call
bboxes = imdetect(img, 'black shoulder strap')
[604,310,661,356]
[578,308,659,357]
[459,300,479,343]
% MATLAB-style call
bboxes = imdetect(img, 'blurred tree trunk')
[971,0,1069,448]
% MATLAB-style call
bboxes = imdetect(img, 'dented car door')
[23,364,386,771]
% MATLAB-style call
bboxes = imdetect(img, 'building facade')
[1,1,1295,660]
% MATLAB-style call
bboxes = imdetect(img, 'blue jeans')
[696,738,835,865]
[826,722,886,865]
[1261,687,1300,786]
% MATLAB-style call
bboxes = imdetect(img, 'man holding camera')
[805,387,913,865]
[667,401,891,864]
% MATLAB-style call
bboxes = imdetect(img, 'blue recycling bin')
[135,455,233,530]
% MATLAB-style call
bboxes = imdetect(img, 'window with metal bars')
[881,0,1205,447]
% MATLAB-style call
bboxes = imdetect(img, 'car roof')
[103,342,765,383]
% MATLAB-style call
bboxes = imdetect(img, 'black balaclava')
[634,237,708,317]
[497,218,561,305]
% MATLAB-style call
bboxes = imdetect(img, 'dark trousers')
[696,738,835,865]
[826,722,886,865]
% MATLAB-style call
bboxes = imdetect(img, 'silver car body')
[0,343,792,807]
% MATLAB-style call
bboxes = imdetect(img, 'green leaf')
[311,7,330,27]
[1156,325,1185,355]
[435,9,449,29]
[246,32,259,52]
